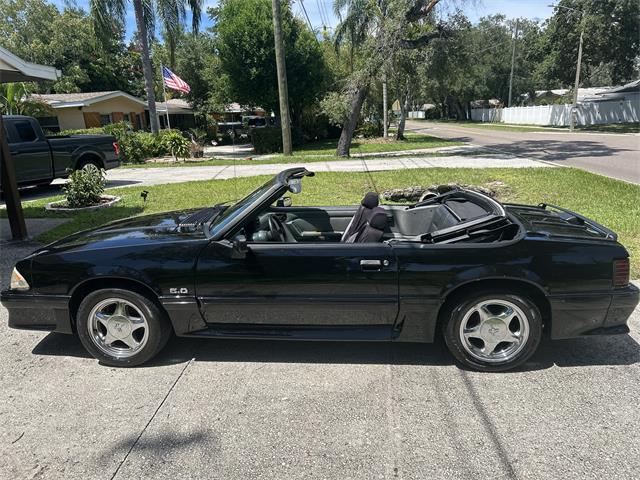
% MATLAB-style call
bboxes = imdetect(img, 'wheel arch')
[74,151,105,170]
[436,278,552,335]
[69,277,166,331]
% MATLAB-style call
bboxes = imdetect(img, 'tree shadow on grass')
[32,330,640,372]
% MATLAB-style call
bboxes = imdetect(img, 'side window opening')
[14,121,38,142]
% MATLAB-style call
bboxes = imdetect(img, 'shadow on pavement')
[32,331,640,371]
[481,139,632,162]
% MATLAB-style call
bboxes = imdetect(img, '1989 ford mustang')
[2,168,638,371]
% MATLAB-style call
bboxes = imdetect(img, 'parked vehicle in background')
[2,115,120,188]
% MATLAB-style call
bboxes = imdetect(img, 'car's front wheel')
[76,289,172,367]
[443,292,542,372]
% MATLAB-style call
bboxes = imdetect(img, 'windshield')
[208,177,278,237]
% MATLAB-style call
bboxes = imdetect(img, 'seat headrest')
[361,192,379,209]
[368,208,388,230]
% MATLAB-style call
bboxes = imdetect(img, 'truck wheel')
[443,292,542,372]
[76,288,172,367]
[77,158,102,172]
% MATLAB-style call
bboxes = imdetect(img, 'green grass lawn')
[10,167,640,277]
[122,133,462,169]
[413,119,640,134]
[576,122,640,134]
[414,119,559,133]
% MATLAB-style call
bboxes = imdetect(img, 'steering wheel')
[267,214,287,242]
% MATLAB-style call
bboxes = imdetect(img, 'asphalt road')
[409,120,640,184]
[1,244,639,480]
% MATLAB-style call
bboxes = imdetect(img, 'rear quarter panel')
[393,236,626,342]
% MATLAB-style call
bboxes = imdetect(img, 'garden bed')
[45,195,121,212]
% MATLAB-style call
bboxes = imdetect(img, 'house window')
[36,116,60,133]
[100,114,112,126]
[123,113,130,122]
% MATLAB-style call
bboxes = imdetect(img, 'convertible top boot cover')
[341,192,379,242]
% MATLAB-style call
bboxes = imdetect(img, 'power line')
[299,0,315,33]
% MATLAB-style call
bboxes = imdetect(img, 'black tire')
[443,292,542,372]
[76,288,172,367]
[77,158,102,171]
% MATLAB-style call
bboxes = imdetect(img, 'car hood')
[35,210,207,254]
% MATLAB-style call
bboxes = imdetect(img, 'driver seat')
[341,192,379,242]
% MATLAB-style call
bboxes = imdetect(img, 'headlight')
[10,267,30,291]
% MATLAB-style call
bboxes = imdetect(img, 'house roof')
[32,90,147,108]
[152,98,193,114]
[0,45,60,83]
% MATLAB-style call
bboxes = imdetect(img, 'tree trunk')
[133,0,159,134]
[272,0,293,155]
[395,91,410,140]
[336,86,367,157]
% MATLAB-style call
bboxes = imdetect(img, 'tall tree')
[90,0,203,134]
[211,0,327,126]
[534,0,639,87]
[333,0,448,156]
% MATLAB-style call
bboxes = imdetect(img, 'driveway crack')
[109,359,193,480]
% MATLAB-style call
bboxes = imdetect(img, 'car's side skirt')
[180,323,394,341]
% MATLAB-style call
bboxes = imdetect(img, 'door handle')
[360,259,383,271]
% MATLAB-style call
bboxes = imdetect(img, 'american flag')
[162,65,190,94]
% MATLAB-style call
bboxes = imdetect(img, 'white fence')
[470,100,639,126]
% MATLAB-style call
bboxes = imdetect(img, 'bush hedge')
[57,122,189,164]
[250,127,304,154]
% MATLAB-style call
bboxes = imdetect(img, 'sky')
[51,0,556,40]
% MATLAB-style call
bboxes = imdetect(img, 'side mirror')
[231,235,248,259]
[276,196,292,207]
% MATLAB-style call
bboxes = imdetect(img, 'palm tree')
[90,0,203,134]
[0,83,52,117]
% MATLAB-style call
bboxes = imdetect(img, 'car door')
[6,119,52,183]
[195,241,399,333]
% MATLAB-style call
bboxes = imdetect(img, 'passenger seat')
[341,192,379,242]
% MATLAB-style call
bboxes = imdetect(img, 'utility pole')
[382,72,388,137]
[570,16,585,132]
[508,19,519,108]
[549,4,585,131]
[271,0,292,155]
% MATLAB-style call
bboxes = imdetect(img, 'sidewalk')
[105,153,551,188]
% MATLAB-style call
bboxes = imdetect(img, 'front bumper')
[549,284,639,339]
[1,290,73,334]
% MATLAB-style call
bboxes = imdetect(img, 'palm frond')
[90,0,126,46]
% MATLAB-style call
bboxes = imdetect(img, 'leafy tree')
[210,0,328,126]
[534,0,640,87]
[0,0,142,94]
[332,0,449,156]
[91,0,203,134]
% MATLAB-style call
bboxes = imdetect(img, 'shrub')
[356,121,380,138]
[63,166,106,208]
[251,127,282,153]
[160,130,190,161]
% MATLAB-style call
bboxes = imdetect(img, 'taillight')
[113,142,120,156]
[613,258,630,288]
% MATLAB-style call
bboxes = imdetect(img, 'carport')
[0,46,60,240]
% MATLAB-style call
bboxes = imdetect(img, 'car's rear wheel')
[76,289,172,367]
[443,292,542,372]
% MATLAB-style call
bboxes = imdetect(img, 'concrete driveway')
[1,243,639,480]
[409,120,640,184]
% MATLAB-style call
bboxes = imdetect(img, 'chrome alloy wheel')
[458,299,530,363]
[88,298,149,359]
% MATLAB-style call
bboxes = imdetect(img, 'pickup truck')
[2,115,120,187]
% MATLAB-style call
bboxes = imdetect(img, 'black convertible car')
[2,168,638,371]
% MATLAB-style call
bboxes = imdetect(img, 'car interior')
[240,190,521,245]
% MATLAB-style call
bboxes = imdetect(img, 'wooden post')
[0,114,27,240]
[271,0,293,155]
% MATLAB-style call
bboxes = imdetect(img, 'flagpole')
[160,63,171,129]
